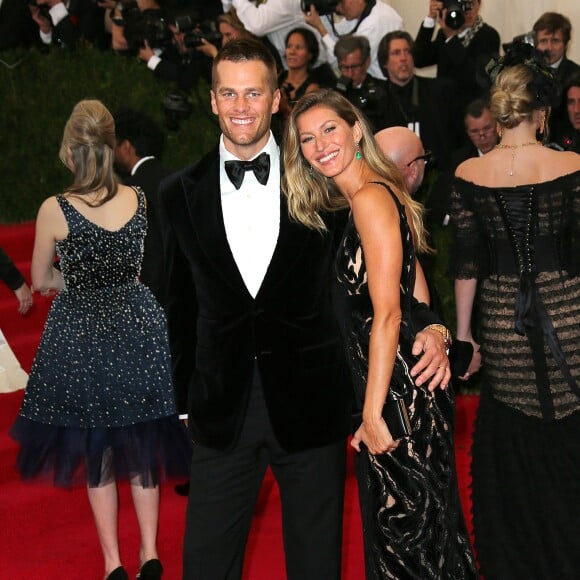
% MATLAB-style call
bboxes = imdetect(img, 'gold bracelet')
[424,324,452,354]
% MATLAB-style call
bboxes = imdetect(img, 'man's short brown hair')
[212,38,278,92]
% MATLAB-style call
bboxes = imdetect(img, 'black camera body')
[300,0,339,17]
[117,0,172,50]
[336,76,380,115]
[441,0,473,31]
[174,13,222,50]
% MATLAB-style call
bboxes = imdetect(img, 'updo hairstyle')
[490,65,537,129]
[59,99,118,205]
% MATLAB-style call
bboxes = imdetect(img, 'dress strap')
[55,194,79,229]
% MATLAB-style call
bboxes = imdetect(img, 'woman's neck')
[498,121,539,147]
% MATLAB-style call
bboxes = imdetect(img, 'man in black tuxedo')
[378,30,459,168]
[113,108,171,308]
[413,0,499,111]
[158,38,451,580]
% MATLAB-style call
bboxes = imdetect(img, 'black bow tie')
[224,153,270,190]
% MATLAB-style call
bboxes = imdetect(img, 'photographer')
[413,0,499,109]
[110,0,214,90]
[379,30,458,167]
[29,0,109,49]
[222,0,327,70]
[333,35,390,132]
[533,12,579,85]
[304,0,402,80]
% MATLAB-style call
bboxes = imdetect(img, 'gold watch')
[424,324,452,355]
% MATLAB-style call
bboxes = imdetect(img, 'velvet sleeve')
[0,247,25,291]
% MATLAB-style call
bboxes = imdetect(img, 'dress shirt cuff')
[147,55,162,70]
[40,29,52,43]
[423,16,436,28]
[49,2,68,26]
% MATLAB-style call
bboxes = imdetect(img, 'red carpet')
[0,222,477,579]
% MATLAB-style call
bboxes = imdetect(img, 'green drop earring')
[355,141,362,160]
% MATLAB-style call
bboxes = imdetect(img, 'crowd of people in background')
[3,1,580,579]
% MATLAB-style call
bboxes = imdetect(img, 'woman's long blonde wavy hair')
[59,99,118,206]
[282,88,430,254]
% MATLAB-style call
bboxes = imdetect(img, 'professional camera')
[502,31,535,53]
[174,13,222,50]
[116,0,172,50]
[335,76,381,117]
[300,0,339,17]
[163,91,192,130]
[441,0,473,31]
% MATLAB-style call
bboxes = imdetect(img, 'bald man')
[375,126,441,317]
[375,126,431,194]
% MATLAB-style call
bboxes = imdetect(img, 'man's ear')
[271,88,281,115]
[210,90,218,116]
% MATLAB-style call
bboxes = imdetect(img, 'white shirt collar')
[131,156,155,176]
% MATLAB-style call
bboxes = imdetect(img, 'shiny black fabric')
[336,183,477,579]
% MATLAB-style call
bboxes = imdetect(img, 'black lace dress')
[10,189,191,488]
[450,171,580,579]
[336,183,477,579]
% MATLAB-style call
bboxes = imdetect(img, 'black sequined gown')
[336,182,477,579]
[450,171,580,579]
[10,189,191,488]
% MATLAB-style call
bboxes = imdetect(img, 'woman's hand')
[351,417,400,455]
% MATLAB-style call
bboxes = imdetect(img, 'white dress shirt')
[219,132,280,298]
[322,0,403,79]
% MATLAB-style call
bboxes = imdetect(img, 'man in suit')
[333,35,391,133]
[158,38,451,580]
[378,30,459,168]
[113,108,171,308]
[427,97,497,228]
[533,12,580,86]
[413,0,499,111]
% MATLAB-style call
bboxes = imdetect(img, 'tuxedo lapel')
[255,195,313,300]
[182,155,252,300]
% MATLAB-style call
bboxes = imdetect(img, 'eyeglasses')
[406,150,432,167]
[338,62,364,72]
[467,125,496,137]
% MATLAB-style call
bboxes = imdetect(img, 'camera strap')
[328,0,377,38]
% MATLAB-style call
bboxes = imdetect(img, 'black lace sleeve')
[565,172,580,276]
[448,178,486,279]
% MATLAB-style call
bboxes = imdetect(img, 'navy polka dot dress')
[10,189,191,487]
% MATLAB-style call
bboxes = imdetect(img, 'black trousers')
[182,371,346,580]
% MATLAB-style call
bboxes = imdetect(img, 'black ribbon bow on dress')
[224,153,270,190]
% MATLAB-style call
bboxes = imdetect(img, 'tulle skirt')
[471,390,580,579]
[10,415,192,488]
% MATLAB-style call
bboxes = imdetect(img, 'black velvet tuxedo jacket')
[158,146,441,452]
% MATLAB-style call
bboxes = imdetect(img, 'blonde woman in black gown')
[284,88,477,579]
[451,46,580,579]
